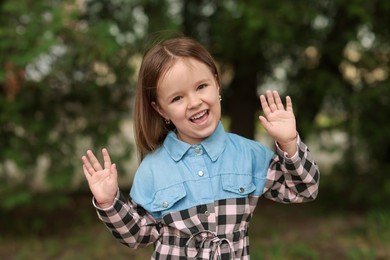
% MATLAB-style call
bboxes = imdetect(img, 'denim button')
[162,201,169,208]
[198,171,204,177]
[239,187,245,193]
[194,147,201,153]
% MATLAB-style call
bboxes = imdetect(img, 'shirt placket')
[188,145,217,230]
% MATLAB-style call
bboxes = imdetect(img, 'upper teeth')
[191,110,206,120]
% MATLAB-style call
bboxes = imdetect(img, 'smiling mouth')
[190,110,208,122]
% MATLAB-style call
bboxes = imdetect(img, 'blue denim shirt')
[130,121,274,220]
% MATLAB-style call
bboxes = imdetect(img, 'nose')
[187,94,202,109]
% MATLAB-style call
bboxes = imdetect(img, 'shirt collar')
[163,121,227,162]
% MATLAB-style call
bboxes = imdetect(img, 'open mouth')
[190,110,208,123]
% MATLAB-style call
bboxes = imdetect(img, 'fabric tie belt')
[184,230,235,260]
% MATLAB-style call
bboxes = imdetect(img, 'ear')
[214,74,220,91]
[151,101,168,120]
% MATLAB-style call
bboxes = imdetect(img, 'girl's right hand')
[82,148,118,208]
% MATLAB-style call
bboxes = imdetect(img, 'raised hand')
[82,148,118,208]
[259,90,297,156]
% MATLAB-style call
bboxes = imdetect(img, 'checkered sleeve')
[262,135,320,203]
[93,190,160,248]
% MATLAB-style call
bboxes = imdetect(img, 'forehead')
[158,57,213,87]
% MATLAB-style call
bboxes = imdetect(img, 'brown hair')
[133,37,220,160]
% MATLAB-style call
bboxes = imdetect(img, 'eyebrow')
[193,78,212,86]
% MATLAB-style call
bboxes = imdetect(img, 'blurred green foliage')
[1,0,390,210]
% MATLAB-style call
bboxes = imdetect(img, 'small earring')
[219,95,222,101]
[164,118,170,124]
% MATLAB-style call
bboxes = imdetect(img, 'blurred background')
[1,0,389,259]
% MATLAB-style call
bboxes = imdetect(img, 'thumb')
[259,116,271,131]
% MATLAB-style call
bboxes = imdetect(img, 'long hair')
[133,37,220,160]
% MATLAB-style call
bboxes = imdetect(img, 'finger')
[82,164,91,181]
[266,90,277,112]
[102,148,112,170]
[110,163,118,179]
[273,91,285,110]
[286,96,293,112]
[260,95,271,117]
[87,150,103,171]
[82,155,96,176]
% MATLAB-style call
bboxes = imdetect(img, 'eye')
[171,96,182,103]
[197,84,208,90]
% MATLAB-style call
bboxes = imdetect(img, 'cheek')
[210,91,221,104]
[213,95,222,114]
[166,104,187,120]
[215,101,222,114]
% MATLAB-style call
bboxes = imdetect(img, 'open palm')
[82,148,118,208]
[259,90,297,144]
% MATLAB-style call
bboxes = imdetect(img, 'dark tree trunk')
[227,61,259,139]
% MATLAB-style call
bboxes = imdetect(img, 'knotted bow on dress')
[185,230,235,260]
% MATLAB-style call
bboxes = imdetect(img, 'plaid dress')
[95,124,319,259]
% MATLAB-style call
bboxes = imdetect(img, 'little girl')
[82,37,320,259]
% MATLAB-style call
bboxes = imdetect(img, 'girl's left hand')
[259,90,297,156]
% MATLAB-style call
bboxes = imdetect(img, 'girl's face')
[153,57,221,145]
